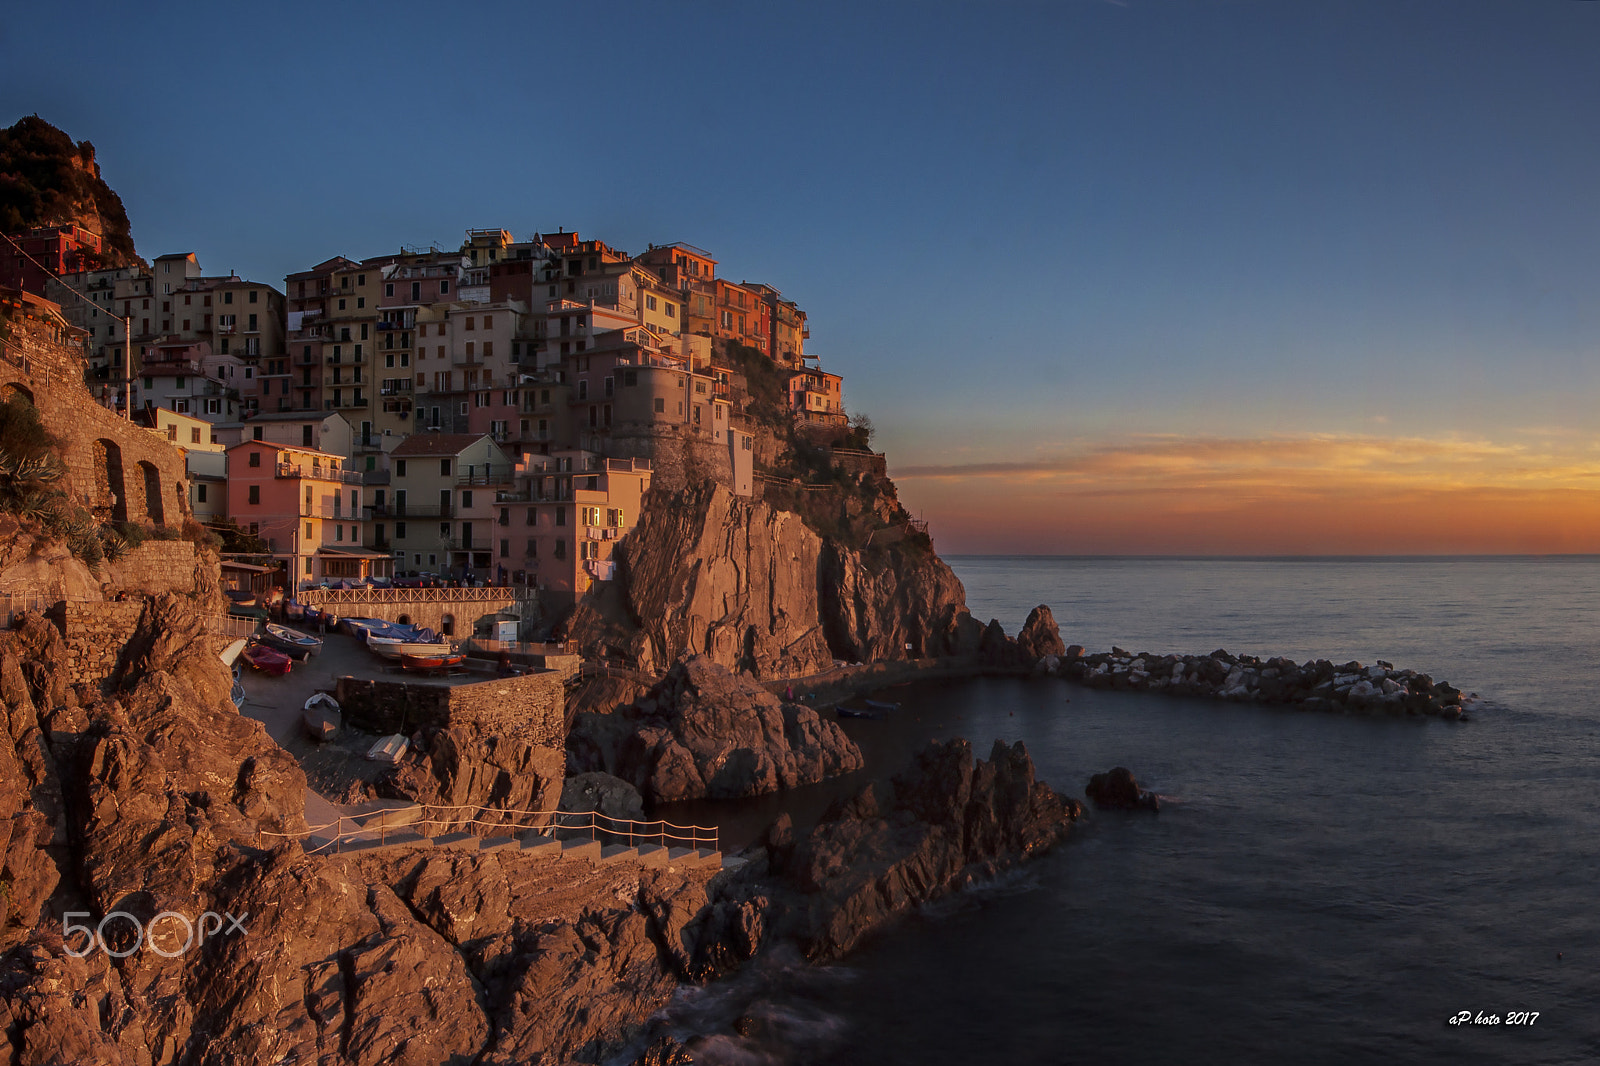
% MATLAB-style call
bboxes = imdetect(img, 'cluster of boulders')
[569,656,864,803]
[1057,647,1471,719]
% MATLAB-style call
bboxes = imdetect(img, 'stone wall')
[107,540,198,595]
[827,447,888,480]
[335,669,565,745]
[606,422,733,494]
[0,313,190,528]
[50,599,145,687]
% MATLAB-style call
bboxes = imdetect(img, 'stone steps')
[307,825,723,870]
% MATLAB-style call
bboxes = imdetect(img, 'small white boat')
[366,733,410,763]
[262,623,323,659]
[365,632,455,660]
[219,638,248,668]
[302,693,340,741]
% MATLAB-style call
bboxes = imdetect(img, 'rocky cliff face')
[570,482,981,679]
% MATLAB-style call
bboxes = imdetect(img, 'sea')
[647,556,1600,1065]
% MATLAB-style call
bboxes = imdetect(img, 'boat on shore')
[836,704,887,720]
[366,734,409,763]
[240,641,292,676]
[400,650,466,672]
[218,637,248,668]
[367,633,456,660]
[262,623,323,659]
[302,693,340,740]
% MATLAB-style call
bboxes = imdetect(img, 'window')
[440,280,450,294]
[526,508,536,525]
[385,283,394,297]
[253,426,263,441]
[526,538,536,557]
[224,292,233,305]
[335,524,344,542]
[654,397,665,413]
[249,290,258,303]
[646,295,656,312]
[247,485,260,504]
[357,274,366,286]
[440,458,452,476]
[500,539,509,558]
[483,314,493,329]
[248,451,261,467]
[461,490,473,508]
[396,459,406,476]
[483,341,492,358]
[248,313,257,331]
[182,319,190,331]
[555,506,566,527]
[167,425,177,441]
[396,522,407,538]
[306,522,313,539]
[465,317,475,331]
[196,484,207,503]
[666,302,676,318]
[554,538,566,560]
[338,299,346,311]
[191,427,201,443]
[356,297,364,309]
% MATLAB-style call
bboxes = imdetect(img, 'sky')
[4,1,1600,554]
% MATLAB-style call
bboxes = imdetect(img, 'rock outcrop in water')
[708,737,1082,963]
[1061,647,1471,719]
[1086,766,1160,812]
[571,656,864,803]
[567,482,982,679]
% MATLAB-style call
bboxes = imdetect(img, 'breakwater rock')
[1060,647,1471,719]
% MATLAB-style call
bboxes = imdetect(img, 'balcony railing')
[276,463,364,484]
[448,537,492,551]
[379,382,413,394]
[326,353,366,365]
[456,471,514,486]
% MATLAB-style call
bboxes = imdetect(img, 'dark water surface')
[657,557,1600,1064]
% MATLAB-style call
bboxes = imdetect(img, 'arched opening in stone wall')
[138,460,164,526]
[95,438,127,522]
[440,613,454,637]
[397,614,411,626]
[1,383,35,406]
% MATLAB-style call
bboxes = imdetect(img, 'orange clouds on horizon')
[891,434,1600,554]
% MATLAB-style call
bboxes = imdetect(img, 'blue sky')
[6,2,1600,551]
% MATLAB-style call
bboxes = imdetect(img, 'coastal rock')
[741,738,1081,960]
[609,657,863,803]
[568,481,981,678]
[1086,767,1160,812]
[561,771,647,823]
[387,722,564,831]
[1018,604,1068,663]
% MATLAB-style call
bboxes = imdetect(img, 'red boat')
[240,641,292,676]
[400,651,465,672]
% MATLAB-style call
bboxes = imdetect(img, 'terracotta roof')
[391,433,489,457]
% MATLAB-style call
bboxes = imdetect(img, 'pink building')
[225,440,388,586]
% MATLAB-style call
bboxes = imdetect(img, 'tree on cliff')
[0,115,139,266]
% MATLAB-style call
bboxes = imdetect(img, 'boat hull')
[262,624,323,659]
[240,644,292,676]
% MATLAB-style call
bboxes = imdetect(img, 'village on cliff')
[3,217,860,613]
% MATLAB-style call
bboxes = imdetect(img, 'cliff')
[569,481,982,679]
[0,116,139,266]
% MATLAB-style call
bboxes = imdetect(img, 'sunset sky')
[5,2,1599,553]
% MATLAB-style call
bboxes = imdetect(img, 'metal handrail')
[257,804,718,855]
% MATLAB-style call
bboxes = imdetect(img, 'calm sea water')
[657,557,1600,1065]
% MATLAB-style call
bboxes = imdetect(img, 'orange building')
[225,440,385,586]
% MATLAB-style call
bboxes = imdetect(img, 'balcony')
[324,397,370,410]
[456,471,513,487]
[325,353,366,365]
[379,382,413,395]
[448,536,492,552]
[277,462,364,484]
